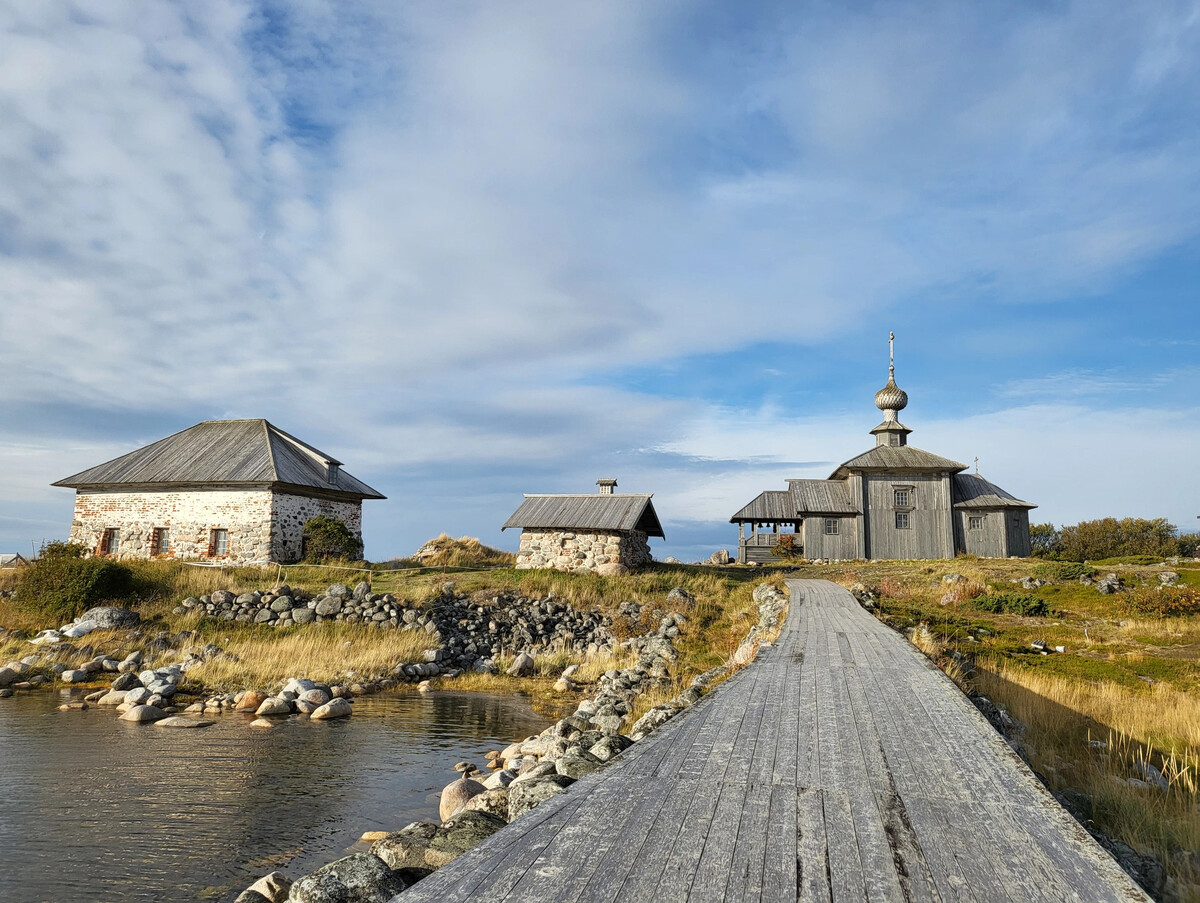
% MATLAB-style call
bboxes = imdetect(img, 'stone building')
[731,335,1036,563]
[502,479,664,575]
[53,419,385,565]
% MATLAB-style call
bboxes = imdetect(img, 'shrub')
[1029,523,1062,558]
[302,516,363,562]
[1058,517,1179,562]
[1122,586,1200,618]
[39,540,88,560]
[1031,561,1096,582]
[974,592,1051,617]
[17,556,134,622]
[771,534,802,559]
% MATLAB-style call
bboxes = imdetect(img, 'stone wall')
[70,488,274,565]
[515,529,652,573]
[270,492,363,563]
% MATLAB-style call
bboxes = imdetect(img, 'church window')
[895,512,910,529]
[889,433,900,446]
[824,518,839,535]
[101,529,120,555]
[153,528,169,556]
[893,487,913,508]
[968,515,984,530]
[210,529,229,557]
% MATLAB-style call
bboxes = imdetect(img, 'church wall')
[864,473,954,560]
[801,516,859,560]
[955,510,1009,558]
[1006,509,1033,557]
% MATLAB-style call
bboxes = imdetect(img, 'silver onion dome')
[874,374,908,412]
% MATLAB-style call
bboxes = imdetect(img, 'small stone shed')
[53,419,385,565]
[502,479,664,575]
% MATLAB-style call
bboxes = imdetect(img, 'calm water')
[0,688,549,903]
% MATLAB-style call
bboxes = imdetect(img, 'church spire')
[870,331,912,447]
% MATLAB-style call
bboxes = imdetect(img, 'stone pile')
[181,581,617,676]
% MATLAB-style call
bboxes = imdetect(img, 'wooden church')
[731,336,1036,563]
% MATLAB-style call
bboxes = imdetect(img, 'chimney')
[596,478,618,495]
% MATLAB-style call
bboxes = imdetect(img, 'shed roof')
[789,479,860,515]
[503,494,665,538]
[730,491,795,523]
[952,473,1036,510]
[0,553,28,567]
[52,419,385,500]
[829,444,967,479]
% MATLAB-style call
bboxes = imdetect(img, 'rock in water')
[462,788,511,822]
[119,705,167,723]
[243,870,291,903]
[430,811,507,856]
[507,775,574,820]
[506,653,535,678]
[288,852,406,903]
[310,697,352,720]
[255,697,292,716]
[235,690,267,712]
[439,776,485,821]
[155,716,215,729]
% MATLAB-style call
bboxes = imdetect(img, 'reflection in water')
[0,689,548,903]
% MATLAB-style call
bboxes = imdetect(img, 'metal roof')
[730,491,796,523]
[830,444,967,479]
[952,473,1036,510]
[52,420,385,500]
[789,479,860,514]
[503,494,665,538]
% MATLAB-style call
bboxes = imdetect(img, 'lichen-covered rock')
[430,811,507,855]
[506,653,535,678]
[287,852,406,903]
[78,606,141,629]
[462,787,511,821]
[507,775,574,820]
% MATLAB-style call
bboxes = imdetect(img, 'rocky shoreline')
[228,582,789,903]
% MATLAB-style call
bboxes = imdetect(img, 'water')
[0,688,549,903]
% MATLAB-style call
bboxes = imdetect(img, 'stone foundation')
[515,530,652,573]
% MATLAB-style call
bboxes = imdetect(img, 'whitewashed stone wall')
[516,529,653,572]
[270,492,363,563]
[70,489,275,564]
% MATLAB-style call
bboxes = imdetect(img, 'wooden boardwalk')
[396,580,1149,902]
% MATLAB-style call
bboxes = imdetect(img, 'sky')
[1,0,1198,562]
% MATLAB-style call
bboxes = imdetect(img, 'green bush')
[973,592,1051,617]
[1122,586,1200,618]
[302,516,363,562]
[1058,517,1179,562]
[1031,561,1096,581]
[771,534,802,559]
[17,556,134,622]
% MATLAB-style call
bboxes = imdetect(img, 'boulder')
[60,669,90,683]
[372,825,456,871]
[589,734,633,762]
[119,705,167,723]
[96,690,127,706]
[708,549,731,565]
[78,606,140,629]
[300,688,332,706]
[506,653,535,678]
[288,852,406,903]
[236,690,268,712]
[292,608,316,625]
[439,776,486,821]
[594,562,629,577]
[461,787,511,822]
[234,891,270,903]
[556,748,604,780]
[155,716,216,729]
[315,597,343,617]
[430,811,507,856]
[111,671,140,692]
[508,775,574,819]
[311,697,353,720]
[0,667,17,688]
[244,871,291,903]
[255,697,292,717]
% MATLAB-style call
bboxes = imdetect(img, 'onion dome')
[874,373,908,412]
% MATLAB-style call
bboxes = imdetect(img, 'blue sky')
[1,1,1198,562]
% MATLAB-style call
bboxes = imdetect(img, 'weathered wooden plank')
[761,782,799,902]
[797,788,832,903]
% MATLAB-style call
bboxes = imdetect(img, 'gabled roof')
[503,494,665,539]
[730,491,795,523]
[952,473,1036,510]
[0,553,28,567]
[53,420,385,500]
[789,479,860,515]
[829,444,967,479]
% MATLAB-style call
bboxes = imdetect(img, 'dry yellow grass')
[182,624,432,692]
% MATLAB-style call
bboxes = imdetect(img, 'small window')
[153,527,170,556]
[895,512,910,529]
[210,529,229,557]
[894,488,911,507]
[968,515,984,531]
[824,518,839,535]
[888,433,900,446]
[101,529,120,555]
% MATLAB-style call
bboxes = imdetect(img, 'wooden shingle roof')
[788,479,860,515]
[53,420,385,500]
[503,494,665,538]
[952,473,1036,510]
[730,491,795,523]
[829,444,967,479]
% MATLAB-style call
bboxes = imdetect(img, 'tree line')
[1030,517,1199,561]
